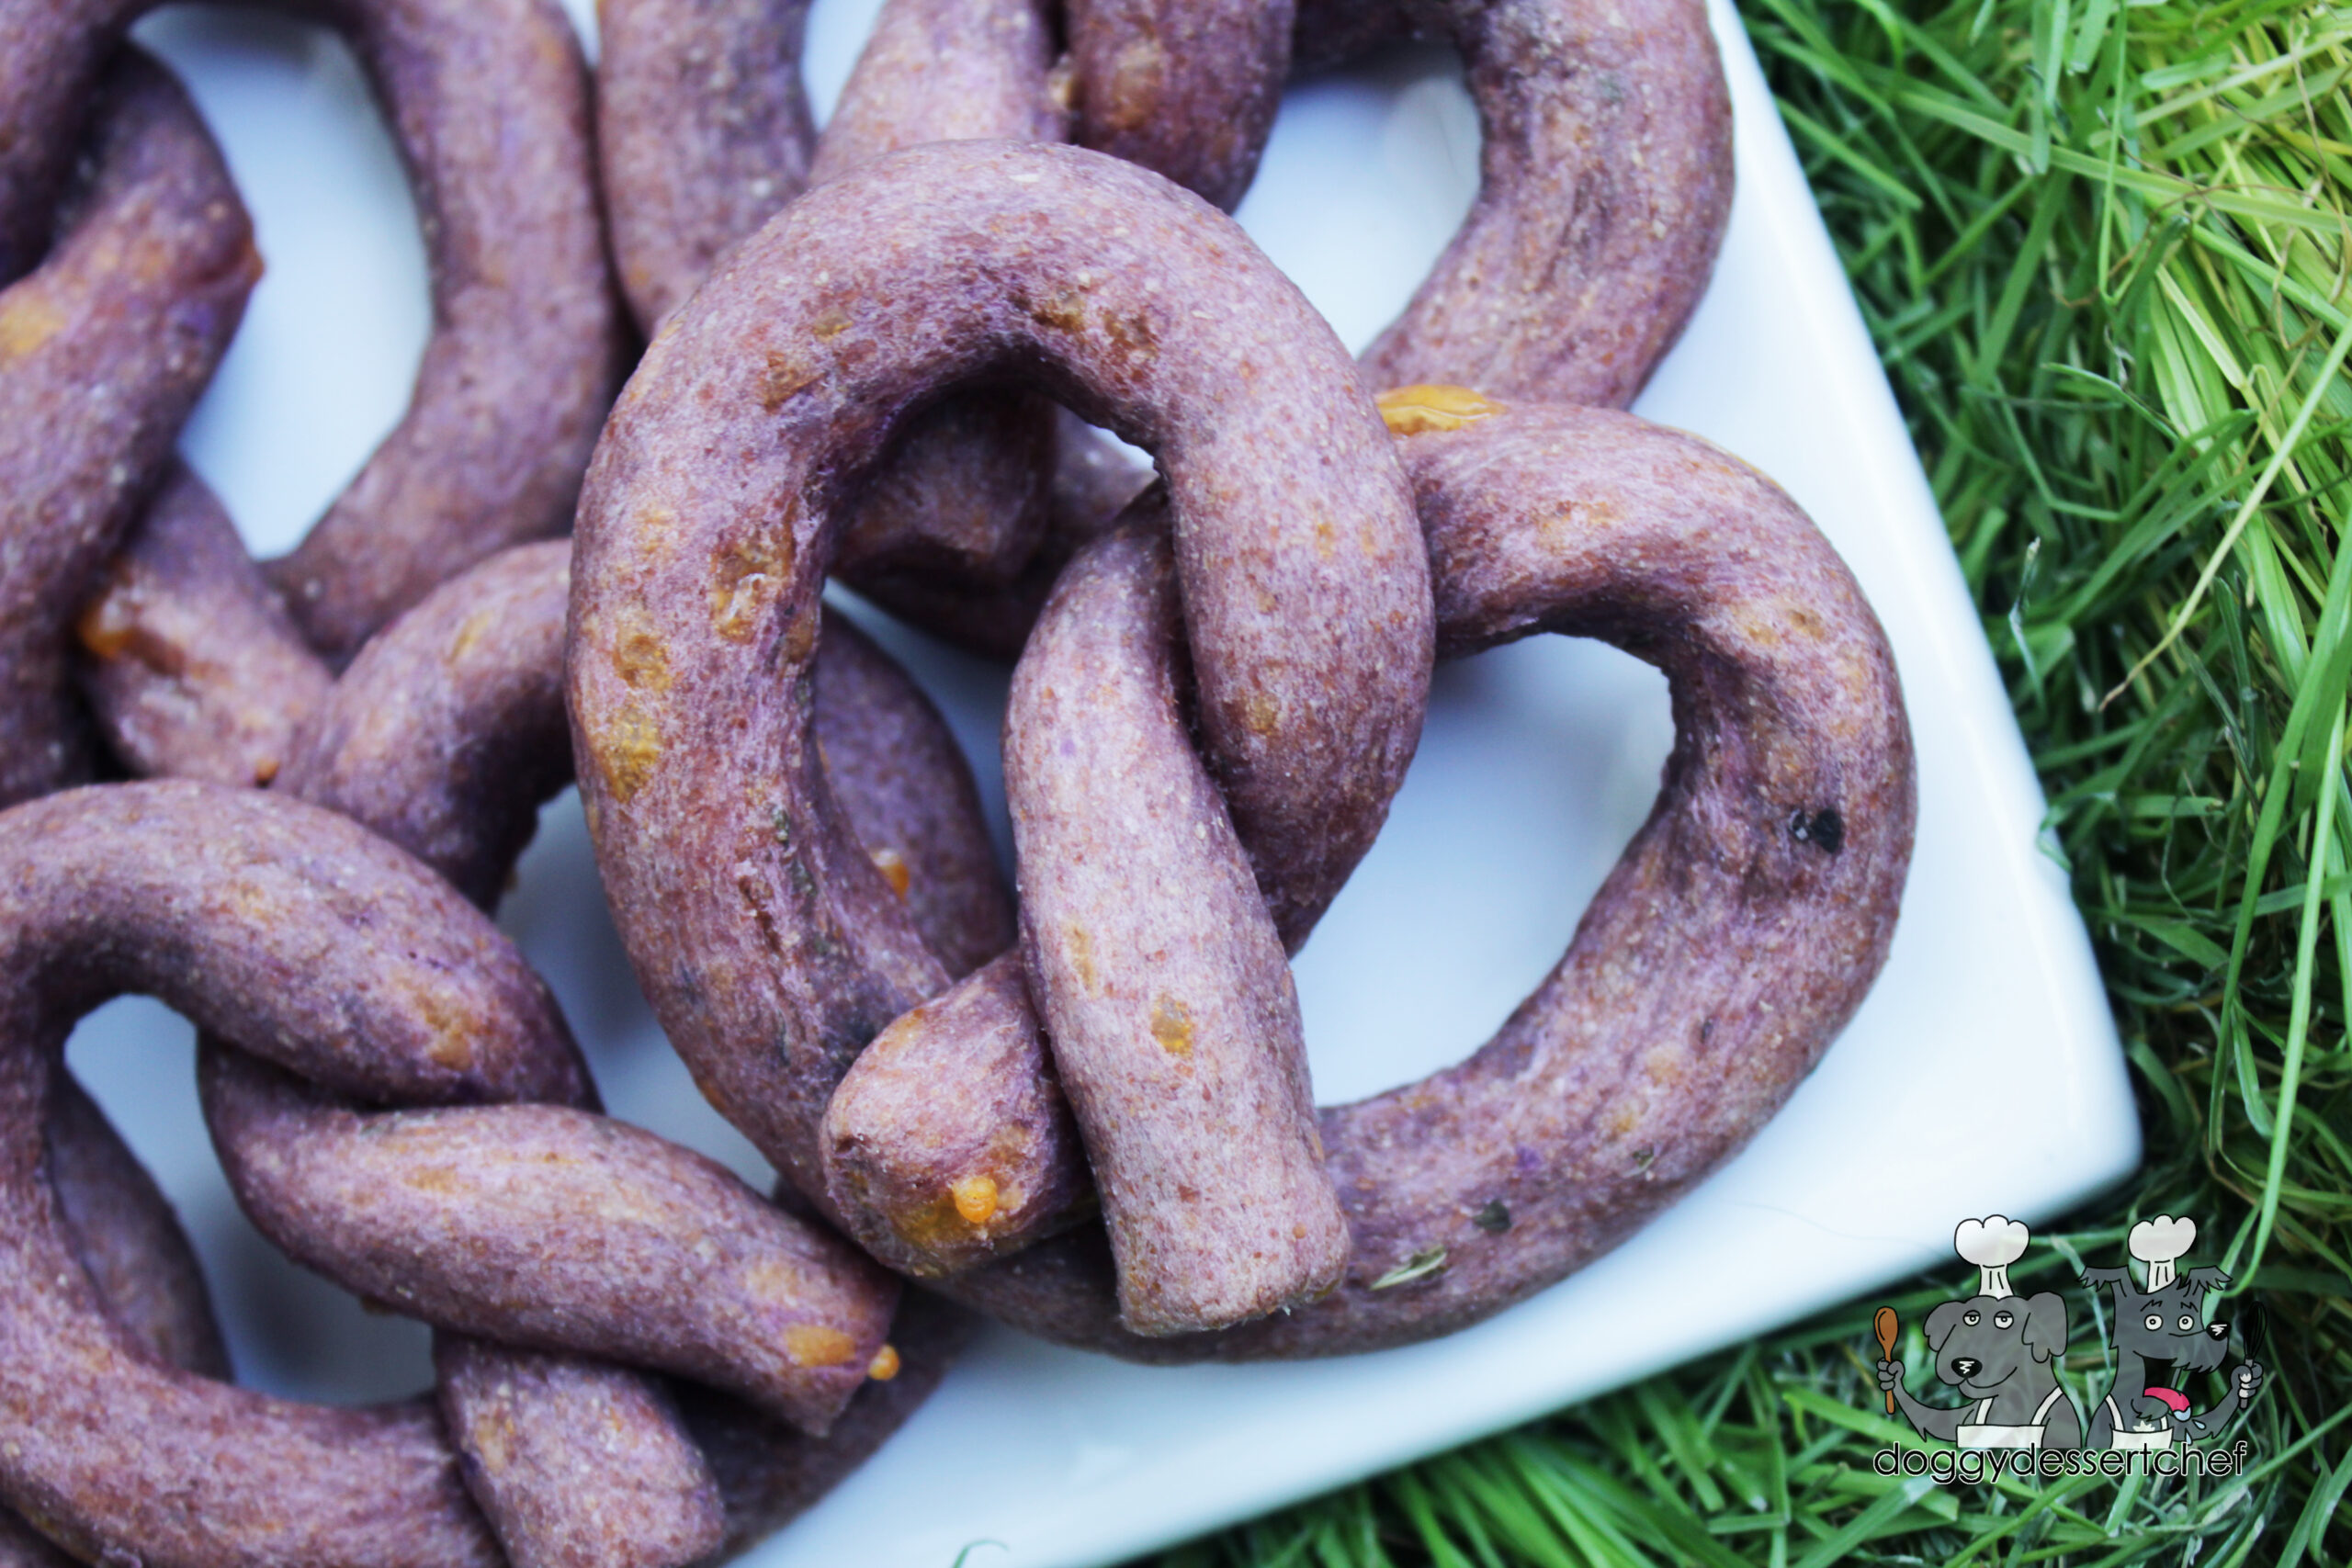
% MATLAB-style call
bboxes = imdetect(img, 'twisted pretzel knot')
[0,0,1906,1559]
[571,135,1916,1355]
[21,530,1014,1568]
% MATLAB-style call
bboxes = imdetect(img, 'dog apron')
[2101,1395,2175,1451]
[1958,1386,2069,1450]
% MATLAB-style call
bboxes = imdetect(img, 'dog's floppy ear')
[2080,1264,2133,1302]
[2183,1265,2231,1294]
[2021,1291,2069,1362]
[1926,1300,1966,1349]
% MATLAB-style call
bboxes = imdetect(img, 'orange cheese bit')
[782,1323,858,1368]
[867,1344,901,1382]
[1376,384,1507,436]
[949,1173,1000,1226]
[870,845,912,898]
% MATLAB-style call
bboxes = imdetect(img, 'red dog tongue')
[2145,1386,2191,1413]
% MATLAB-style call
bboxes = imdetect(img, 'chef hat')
[1954,1215,2030,1300]
[2130,1215,2197,1292]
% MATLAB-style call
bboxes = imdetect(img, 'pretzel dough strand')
[0,54,256,810]
[0,0,621,661]
[841,402,1913,1359]
[571,140,1430,1325]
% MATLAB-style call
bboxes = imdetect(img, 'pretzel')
[597,0,819,336]
[595,0,1295,618]
[569,139,1430,1325]
[254,542,1001,1552]
[826,397,1914,1359]
[601,0,1067,602]
[79,526,1015,975]
[1294,0,1734,410]
[76,534,1004,1556]
[0,0,621,660]
[71,539,999,1562]
[853,0,1737,657]
[0,783,914,1568]
[0,52,255,809]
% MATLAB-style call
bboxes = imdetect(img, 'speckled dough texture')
[821,949,1091,1277]
[1064,0,1295,210]
[1295,0,1734,409]
[199,1049,896,1435]
[1301,0,1760,535]
[2,1074,231,1561]
[602,0,1070,590]
[85,532,988,1561]
[854,401,1914,1358]
[0,0,621,661]
[848,0,1736,659]
[0,54,255,809]
[1007,525,1347,1333]
[598,0,817,333]
[0,784,929,1568]
[0,784,537,1568]
[813,0,1069,594]
[269,538,1014,970]
[571,141,1430,1269]
[77,462,334,789]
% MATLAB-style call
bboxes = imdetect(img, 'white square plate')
[68,1,2142,1563]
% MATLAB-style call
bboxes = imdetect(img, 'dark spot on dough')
[1471,1200,1512,1234]
[1788,807,1843,854]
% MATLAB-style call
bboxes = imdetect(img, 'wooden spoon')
[1873,1306,1899,1414]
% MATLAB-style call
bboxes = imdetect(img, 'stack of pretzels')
[0,0,1917,1563]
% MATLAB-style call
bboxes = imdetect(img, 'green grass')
[1149,0,2352,1560]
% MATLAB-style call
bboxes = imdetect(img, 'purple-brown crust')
[601,0,1070,593]
[277,541,575,910]
[0,783,925,1566]
[809,617,1017,980]
[863,403,1915,1358]
[0,53,256,808]
[1064,0,1295,211]
[864,0,1736,663]
[435,1338,724,1568]
[0,783,535,1568]
[199,1048,896,1433]
[187,536,988,1557]
[266,536,1013,970]
[77,462,334,789]
[6,1075,232,1562]
[598,0,817,334]
[0,0,622,661]
[1005,525,1346,1332]
[805,0,1066,189]
[1298,0,1734,410]
[814,0,1069,596]
[45,1073,231,1382]
[821,950,1091,1277]
[569,141,1428,1236]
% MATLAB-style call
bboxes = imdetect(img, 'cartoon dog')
[2081,1216,2264,1450]
[1877,1217,2082,1450]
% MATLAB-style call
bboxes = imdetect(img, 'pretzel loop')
[2,0,621,660]
[831,400,1916,1359]
[569,138,1432,1288]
